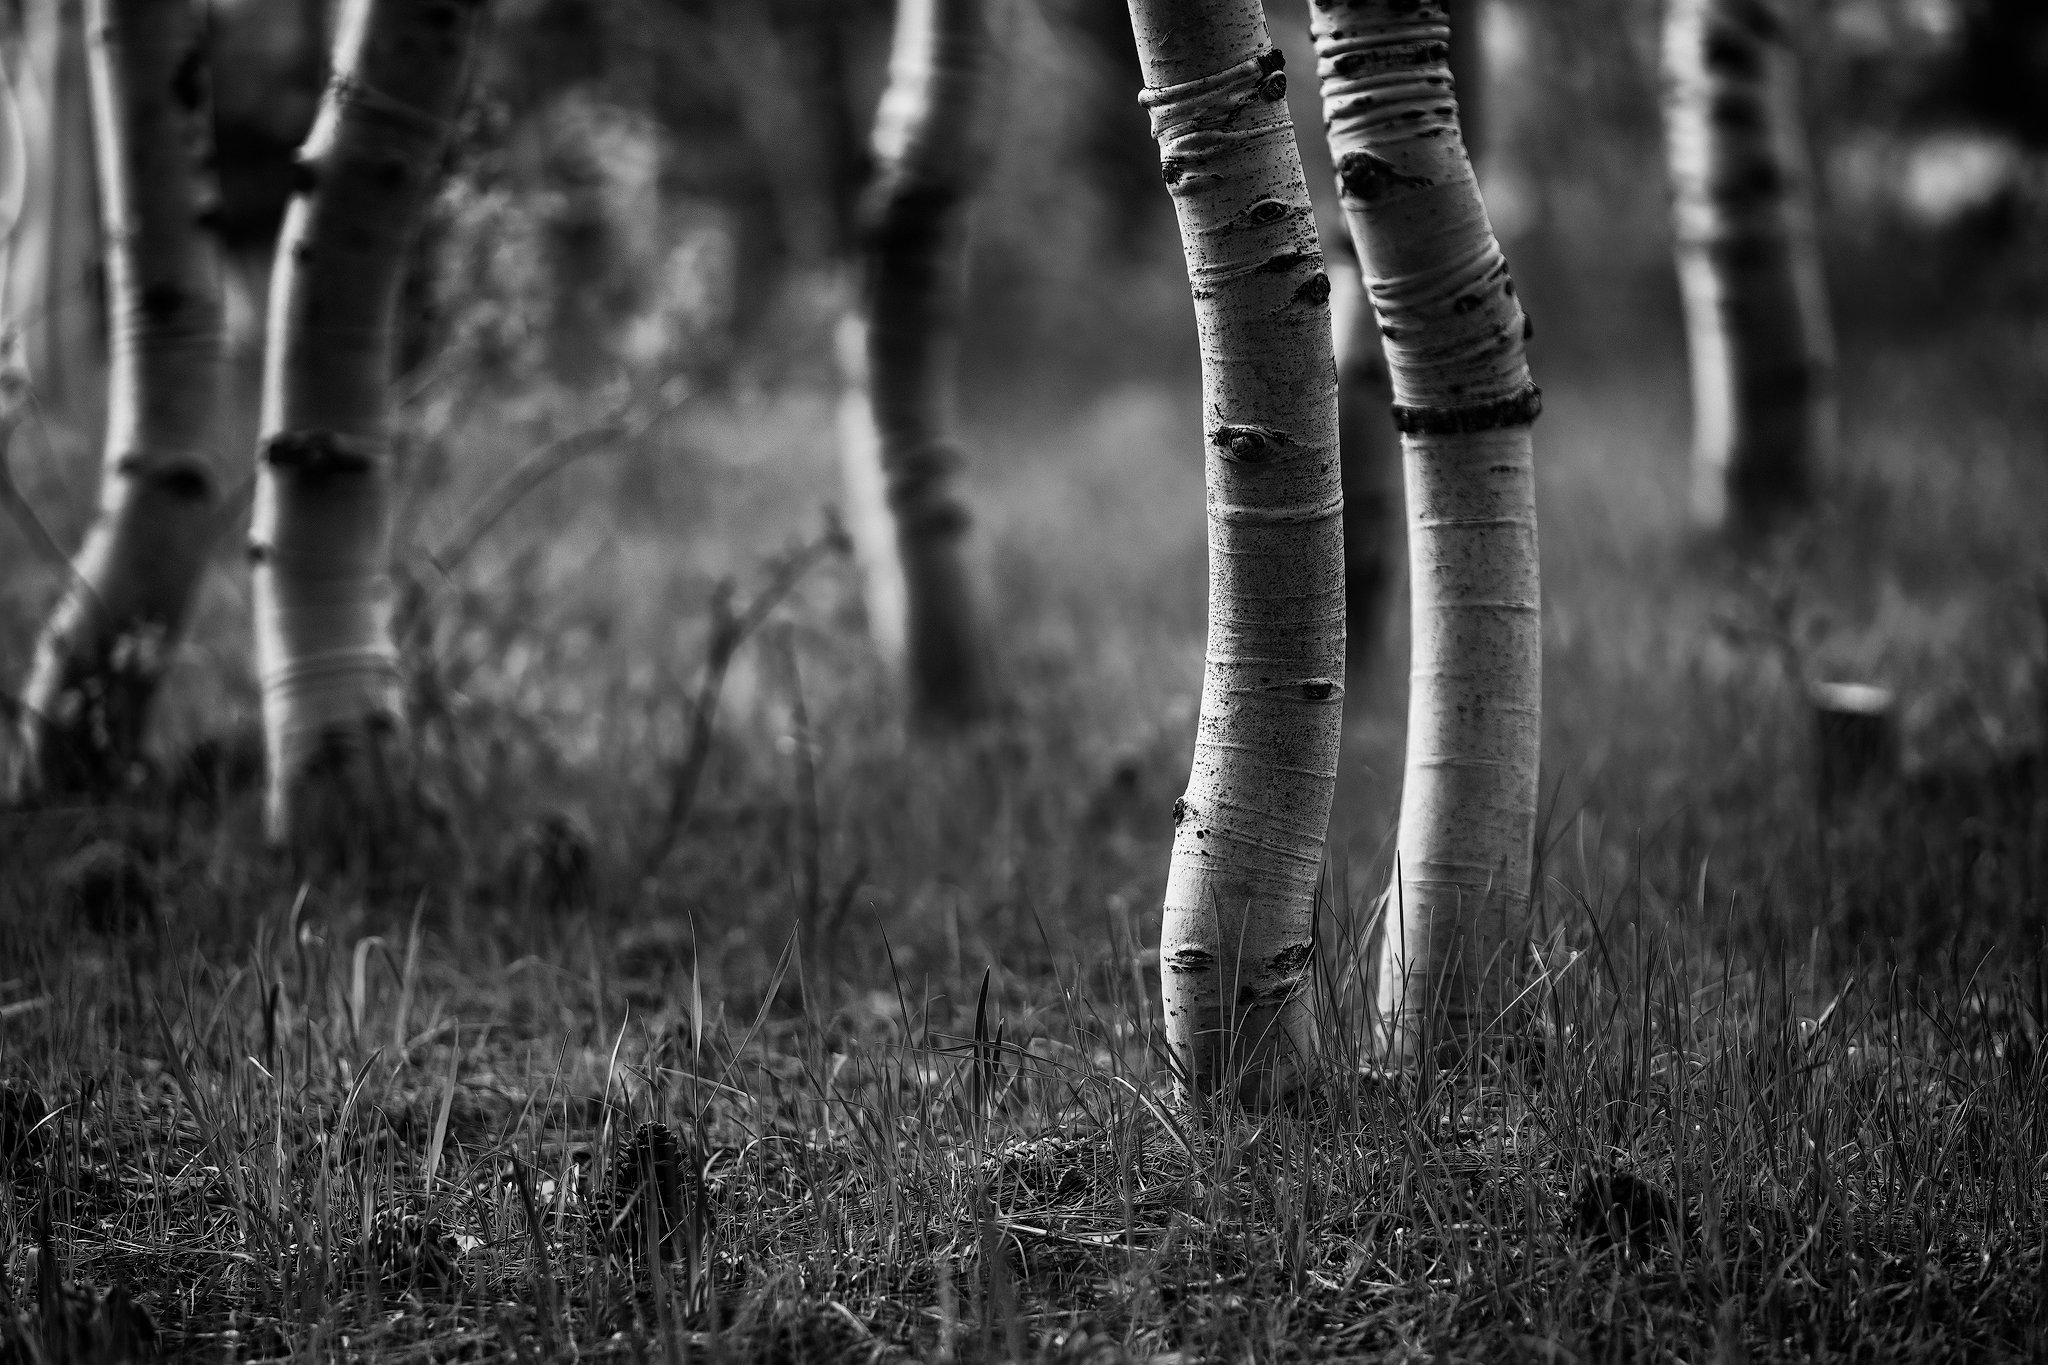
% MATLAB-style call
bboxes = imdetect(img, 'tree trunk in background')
[1132,0,1344,1104]
[14,0,223,797]
[251,0,484,845]
[1314,0,1542,1058]
[841,0,994,726]
[1663,0,1834,533]
[7,0,104,443]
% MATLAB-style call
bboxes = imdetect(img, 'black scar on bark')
[261,431,376,477]
[1167,948,1216,974]
[1709,92,1767,133]
[140,284,192,323]
[1392,383,1543,435]
[1704,29,1763,80]
[1269,942,1312,975]
[171,46,207,113]
[1211,425,1288,463]
[1336,151,1433,203]
[115,455,212,501]
[1293,273,1332,305]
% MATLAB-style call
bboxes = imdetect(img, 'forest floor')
[2,317,2047,1361]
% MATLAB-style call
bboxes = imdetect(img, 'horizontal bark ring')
[260,430,382,473]
[1392,383,1542,435]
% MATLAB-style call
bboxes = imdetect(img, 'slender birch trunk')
[1131,0,1344,1103]
[14,0,223,797]
[1327,0,1480,690]
[1313,0,1542,1057]
[251,0,484,844]
[7,0,103,439]
[1663,0,1834,532]
[842,0,993,725]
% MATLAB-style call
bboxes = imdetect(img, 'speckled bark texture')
[844,0,994,725]
[251,0,484,844]
[15,0,223,797]
[1664,0,1834,532]
[1313,0,1542,1058]
[1133,0,1345,1104]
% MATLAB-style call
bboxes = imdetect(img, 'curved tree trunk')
[1328,0,1482,693]
[1664,0,1834,533]
[1132,0,1344,1104]
[14,0,223,797]
[251,0,485,845]
[842,0,993,726]
[1313,0,1542,1058]
[7,0,104,444]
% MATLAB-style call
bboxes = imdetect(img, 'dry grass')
[2,317,2046,1361]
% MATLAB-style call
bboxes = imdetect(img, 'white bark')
[251,0,484,844]
[1313,0,1542,1056]
[1131,0,1345,1103]
[15,0,223,796]
[7,0,104,440]
[835,307,909,671]
[1664,0,1834,532]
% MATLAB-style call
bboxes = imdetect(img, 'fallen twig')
[427,386,690,579]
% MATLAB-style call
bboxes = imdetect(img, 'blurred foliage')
[392,0,2048,402]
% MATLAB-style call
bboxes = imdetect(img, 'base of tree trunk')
[266,715,449,877]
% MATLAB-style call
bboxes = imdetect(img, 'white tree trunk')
[7,0,104,443]
[844,0,994,725]
[14,0,223,796]
[251,0,484,845]
[1664,0,1834,532]
[1313,0,1542,1057]
[1131,0,1345,1103]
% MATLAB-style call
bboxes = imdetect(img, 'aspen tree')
[14,0,223,796]
[1313,0,1542,1056]
[7,0,103,436]
[250,0,485,844]
[1131,0,1345,1102]
[841,0,994,724]
[1325,0,1481,689]
[1664,0,1833,532]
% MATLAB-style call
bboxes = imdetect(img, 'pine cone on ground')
[592,1121,693,1266]
[365,1209,461,1291]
